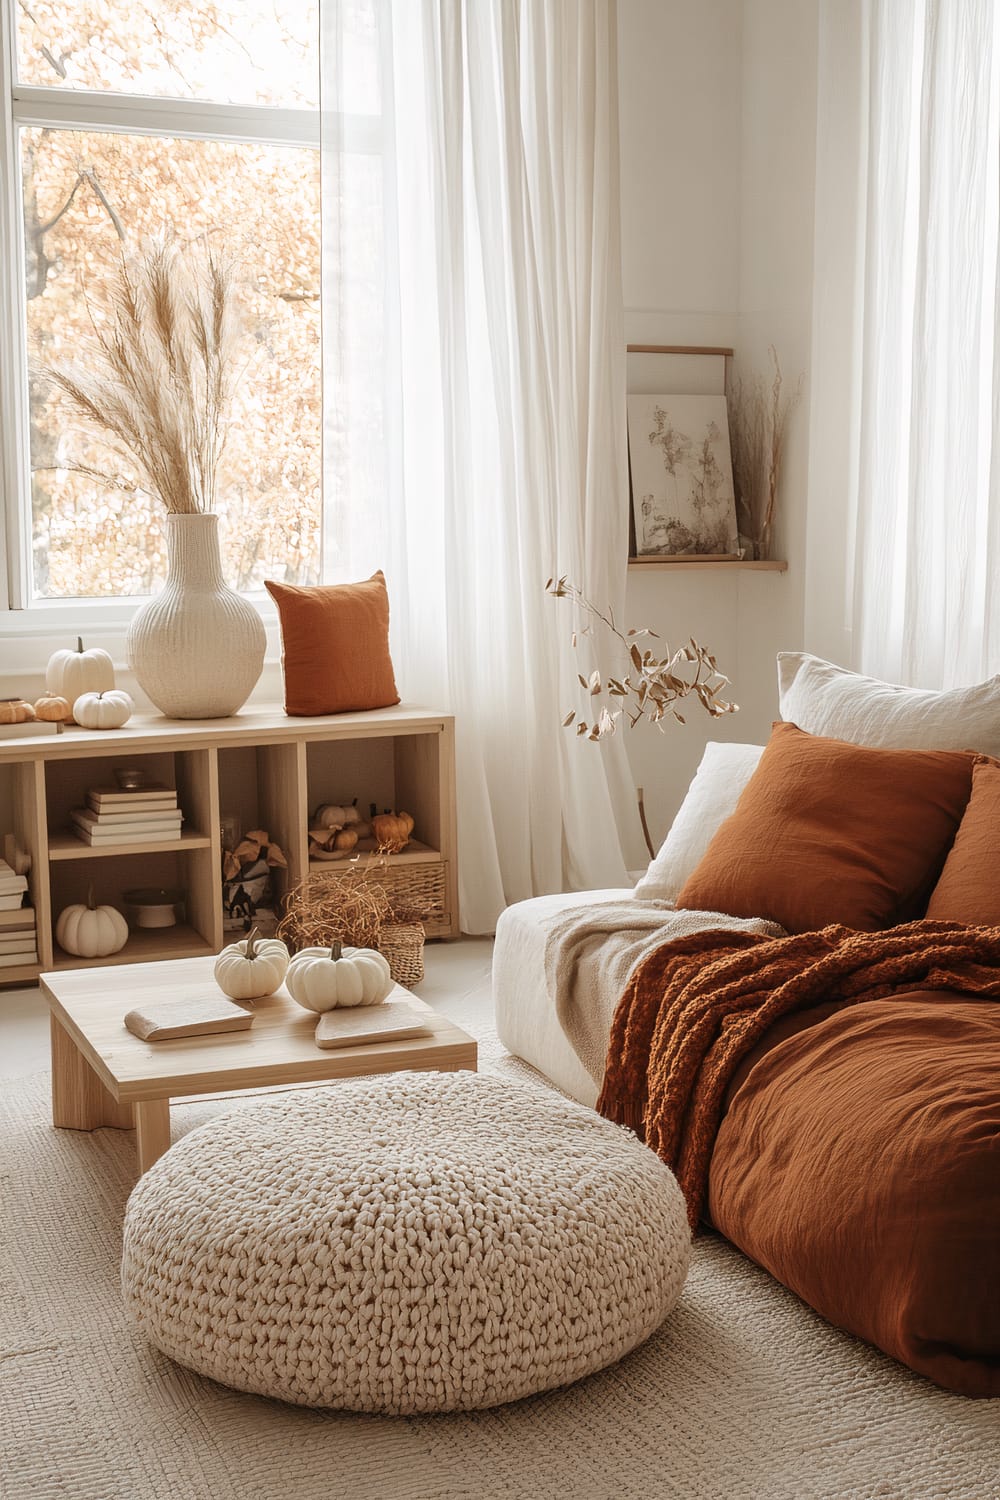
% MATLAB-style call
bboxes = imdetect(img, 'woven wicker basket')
[378,922,425,986]
[313,860,450,936]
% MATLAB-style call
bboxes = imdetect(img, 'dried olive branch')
[546,576,738,741]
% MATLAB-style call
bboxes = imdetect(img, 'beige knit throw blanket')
[544,901,784,1085]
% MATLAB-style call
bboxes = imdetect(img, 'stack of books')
[0,860,34,968]
[71,784,184,847]
[0,858,28,909]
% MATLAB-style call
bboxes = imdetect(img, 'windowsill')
[0,594,283,698]
[0,593,279,638]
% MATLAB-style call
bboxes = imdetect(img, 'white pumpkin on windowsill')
[73,689,134,731]
[46,637,115,705]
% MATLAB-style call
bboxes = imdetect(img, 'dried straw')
[38,236,244,515]
[277,874,392,954]
[728,347,802,560]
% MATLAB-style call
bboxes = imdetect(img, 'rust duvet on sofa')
[708,992,1000,1397]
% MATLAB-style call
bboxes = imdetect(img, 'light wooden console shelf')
[627,558,788,572]
[0,705,458,986]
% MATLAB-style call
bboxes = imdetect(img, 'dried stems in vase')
[37,236,244,515]
[728,346,802,561]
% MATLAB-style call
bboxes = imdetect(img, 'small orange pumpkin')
[34,693,73,723]
[332,828,359,852]
[0,699,36,725]
[371,810,415,852]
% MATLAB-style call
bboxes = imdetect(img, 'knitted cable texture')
[121,1070,690,1413]
[597,918,1000,1229]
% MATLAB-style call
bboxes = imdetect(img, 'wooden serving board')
[314,1001,433,1050]
[124,997,253,1042]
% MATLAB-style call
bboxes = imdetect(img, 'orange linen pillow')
[265,572,400,716]
[676,722,973,933]
[926,755,1000,923]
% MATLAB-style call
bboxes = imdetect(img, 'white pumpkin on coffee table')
[285,942,393,1011]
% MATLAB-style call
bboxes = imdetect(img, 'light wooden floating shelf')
[627,558,788,572]
[51,924,215,971]
[47,829,212,861]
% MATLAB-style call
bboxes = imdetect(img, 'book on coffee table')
[124,996,253,1042]
[314,1000,433,1050]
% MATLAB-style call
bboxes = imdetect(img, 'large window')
[1,0,375,606]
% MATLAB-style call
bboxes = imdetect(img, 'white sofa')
[493,887,631,1106]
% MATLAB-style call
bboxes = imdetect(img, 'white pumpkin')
[285,941,393,1012]
[73,689,133,730]
[56,888,129,958]
[46,637,115,702]
[314,802,361,829]
[214,929,289,1001]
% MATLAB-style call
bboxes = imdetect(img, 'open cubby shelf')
[0,705,458,985]
[48,829,213,860]
[307,836,441,872]
[51,924,215,970]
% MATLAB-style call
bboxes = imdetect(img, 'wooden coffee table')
[41,955,478,1174]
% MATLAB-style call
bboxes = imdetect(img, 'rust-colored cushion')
[926,755,1000,924]
[265,572,400,716]
[708,993,1000,1397]
[676,722,973,932]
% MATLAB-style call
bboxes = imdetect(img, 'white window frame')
[0,1,374,636]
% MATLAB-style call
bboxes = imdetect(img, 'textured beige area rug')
[1,1036,997,1500]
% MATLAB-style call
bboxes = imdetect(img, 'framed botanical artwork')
[627,393,740,558]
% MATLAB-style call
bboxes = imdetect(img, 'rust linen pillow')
[265,572,400,716]
[676,721,973,932]
[708,993,1000,1397]
[926,756,1000,923]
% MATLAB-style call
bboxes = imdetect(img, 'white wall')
[617,0,819,852]
[618,0,742,853]
[733,0,818,752]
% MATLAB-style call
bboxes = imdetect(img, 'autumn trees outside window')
[2,0,376,605]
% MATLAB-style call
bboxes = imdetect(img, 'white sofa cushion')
[493,888,629,1105]
[633,741,765,903]
[777,652,1000,756]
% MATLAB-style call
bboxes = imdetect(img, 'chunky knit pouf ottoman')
[121,1070,690,1413]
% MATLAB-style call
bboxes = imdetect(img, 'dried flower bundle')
[39,237,244,515]
[546,577,737,741]
[728,346,802,561]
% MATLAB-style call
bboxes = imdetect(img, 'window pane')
[23,127,321,598]
[15,0,332,110]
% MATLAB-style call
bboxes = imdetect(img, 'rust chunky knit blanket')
[596,919,1000,1229]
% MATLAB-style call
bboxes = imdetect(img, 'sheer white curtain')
[841,0,1000,687]
[322,0,633,931]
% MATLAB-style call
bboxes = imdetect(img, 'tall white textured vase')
[126,513,266,719]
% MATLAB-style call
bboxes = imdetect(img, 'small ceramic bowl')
[123,887,185,929]
[114,767,147,791]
